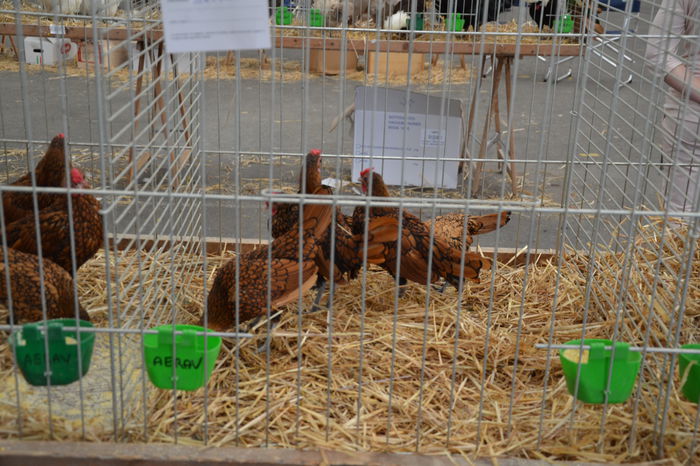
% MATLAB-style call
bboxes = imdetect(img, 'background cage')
[0,0,698,463]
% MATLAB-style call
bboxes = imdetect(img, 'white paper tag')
[49,24,66,35]
[160,0,271,54]
[322,177,342,189]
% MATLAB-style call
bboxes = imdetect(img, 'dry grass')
[202,56,306,82]
[348,58,472,86]
[0,219,697,463]
[0,48,474,85]
[0,51,157,83]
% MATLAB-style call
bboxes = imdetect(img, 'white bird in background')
[40,0,122,16]
[81,0,122,16]
[40,0,83,14]
[314,0,422,27]
[383,10,410,30]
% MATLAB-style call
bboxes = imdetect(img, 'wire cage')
[0,0,698,463]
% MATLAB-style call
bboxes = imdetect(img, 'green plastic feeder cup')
[12,319,95,386]
[446,13,465,32]
[559,339,641,404]
[406,13,424,31]
[143,324,222,391]
[554,14,574,34]
[679,344,700,403]
[275,6,293,25]
[309,9,324,27]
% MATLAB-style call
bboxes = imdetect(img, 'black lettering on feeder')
[151,356,204,369]
[52,353,72,365]
[21,352,72,366]
[23,353,42,366]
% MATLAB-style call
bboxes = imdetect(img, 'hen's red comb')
[309,149,321,157]
[70,167,83,184]
[360,167,373,177]
[58,133,65,139]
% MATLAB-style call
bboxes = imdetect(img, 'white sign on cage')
[352,86,464,189]
[160,0,271,54]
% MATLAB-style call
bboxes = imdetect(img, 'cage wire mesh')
[0,0,698,462]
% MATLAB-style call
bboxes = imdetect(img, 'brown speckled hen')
[353,168,491,291]
[425,211,511,251]
[3,167,102,275]
[269,150,400,307]
[201,200,333,332]
[266,149,324,239]
[1,247,89,324]
[2,134,71,225]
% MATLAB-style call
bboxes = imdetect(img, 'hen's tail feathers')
[469,211,512,236]
[270,260,318,308]
[453,252,491,284]
[355,216,400,265]
[434,233,492,285]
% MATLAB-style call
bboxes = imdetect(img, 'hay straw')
[0,218,697,462]
[0,52,153,83]
[202,56,307,82]
[348,58,472,86]
[1,48,470,85]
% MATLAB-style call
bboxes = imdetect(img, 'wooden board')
[276,36,582,56]
[0,23,583,57]
[0,440,606,466]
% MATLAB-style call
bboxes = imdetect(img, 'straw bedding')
[0,47,473,85]
[0,218,697,463]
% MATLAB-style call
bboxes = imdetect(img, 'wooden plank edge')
[275,36,583,56]
[0,440,614,466]
[107,233,557,266]
[0,24,582,57]
[0,23,162,41]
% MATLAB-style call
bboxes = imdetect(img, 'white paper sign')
[160,0,271,54]
[352,87,464,189]
[49,24,66,35]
